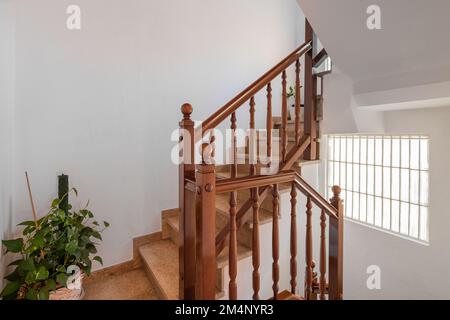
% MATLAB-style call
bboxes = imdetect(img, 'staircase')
[138,119,319,300]
[140,19,343,300]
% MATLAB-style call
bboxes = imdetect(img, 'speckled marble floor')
[83,268,159,300]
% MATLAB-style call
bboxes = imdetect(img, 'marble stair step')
[139,240,225,300]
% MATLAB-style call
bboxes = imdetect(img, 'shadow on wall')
[322,67,385,134]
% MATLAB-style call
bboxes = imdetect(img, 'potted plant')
[0,187,109,300]
[286,85,304,122]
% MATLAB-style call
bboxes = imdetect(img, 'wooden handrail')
[200,41,312,135]
[213,170,338,219]
[215,135,311,255]
[294,174,338,219]
[216,171,295,194]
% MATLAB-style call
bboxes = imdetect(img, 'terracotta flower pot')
[49,272,85,300]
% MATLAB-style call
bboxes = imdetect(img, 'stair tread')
[215,193,273,225]
[139,240,179,300]
[140,240,226,300]
[165,210,230,235]
[272,290,304,300]
[273,116,304,125]
[217,243,252,268]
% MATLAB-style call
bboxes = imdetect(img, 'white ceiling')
[297,0,450,93]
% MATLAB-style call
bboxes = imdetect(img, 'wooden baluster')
[272,184,280,299]
[305,196,313,300]
[281,70,288,163]
[229,190,238,300]
[229,112,238,300]
[249,97,256,175]
[295,59,302,146]
[266,83,272,167]
[329,186,344,300]
[320,208,327,300]
[179,103,196,300]
[210,129,216,161]
[231,112,237,178]
[290,183,297,294]
[252,186,260,300]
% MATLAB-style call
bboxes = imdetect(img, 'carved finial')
[181,103,193,120]
[332,185,341,198]
[330,185,342,211]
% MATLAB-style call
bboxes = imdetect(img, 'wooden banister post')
[195,143,216,300]
[304,19,317,160]
[329,185,344,300]
[179,103,196,300]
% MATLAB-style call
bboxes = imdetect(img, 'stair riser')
[237,189,274,212]
[141,261,169,300]
[163,223,179,245]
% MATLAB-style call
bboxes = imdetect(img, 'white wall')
[0,0,15,289]
[12,0,305,268]
[343,106,450,299]
[321,67,385,135]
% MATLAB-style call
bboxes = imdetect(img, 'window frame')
[324,134,430,244]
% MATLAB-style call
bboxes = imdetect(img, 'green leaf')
[31,234,45,249]
[46,279,57,291]
[25,287,38,300]
[35,266,49,280]
[23,226,36,235]
[5,270,21,282]
[57,209,66,221]
[73,249,82,259]
[86,244,97,254]
[8,259,22,267]
[17,221,36,227]
[2,239,23,253]
[51,198,61,208]
[38,286,49,300]
[20,258,36,272]
[93,256,103,265]
[91,231,102,240]
[56,265,66,273]
[56,273,68,287]
[25,271,36,284]
[65,241,78,254]
[0,281,21,297]
[92,221,99,226]
[84,260,92,275]
[103,221,110,228]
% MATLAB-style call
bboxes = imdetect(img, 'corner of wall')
[0,0,16,291]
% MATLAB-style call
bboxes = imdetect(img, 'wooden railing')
[178,19,338,300]
[183,169,343,300]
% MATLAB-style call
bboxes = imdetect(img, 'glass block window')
[327,135,429,243]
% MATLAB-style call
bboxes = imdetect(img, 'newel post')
[303,19,317,160]
[329,186,344,300]
[195,144,216,300]
[179,103,196,300]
